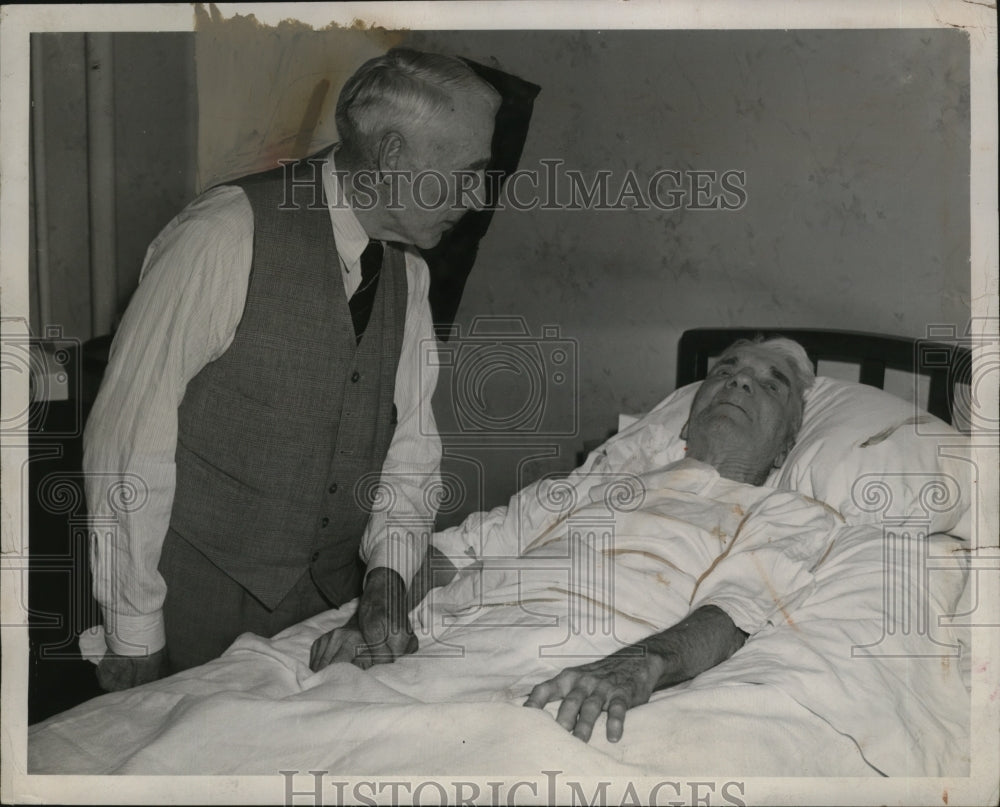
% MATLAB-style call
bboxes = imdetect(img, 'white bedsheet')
[29,473,970,777]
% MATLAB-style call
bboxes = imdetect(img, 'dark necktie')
[349,240,383,343]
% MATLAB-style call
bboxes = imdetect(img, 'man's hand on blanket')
[96,647,168,692]
[524,605,748,743]
[523,647,662,743]
[356,567,418,667]
[310,614,369,671]
[309,568,418,672]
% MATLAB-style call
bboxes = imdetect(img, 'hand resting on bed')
[524,604,747,741]
[310,566,417,671]
[97,647,169,692]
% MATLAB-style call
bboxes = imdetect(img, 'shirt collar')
[322,148,374,270]
[641,457,722,495]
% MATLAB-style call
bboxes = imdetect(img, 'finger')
[97,659,133,692]
[309,636,323,671]
[365,640,398,666]
[606,697,629,743]
[384,627,415,659]
[331,640,358,664]
[311,631,343,672]
[134,659,162,686]
[310,634,331,671]
[523,677,567,709]
[358,612,388,649]
[555,688,589,733]
[95,662,117,692]
[524,669,581,709]
[573,694,606,742]
[320,631,349,669]
[351,645,375,670]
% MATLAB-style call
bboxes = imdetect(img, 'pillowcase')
[605,376,971,536]
[599,383,695,473]
[776,376,971,536]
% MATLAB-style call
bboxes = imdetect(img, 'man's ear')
[771,435,795,469]
[377,131,404,177]
[679,420,689,440]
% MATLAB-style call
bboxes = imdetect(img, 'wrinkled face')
[383,90,496,249]
[686,344,804,478]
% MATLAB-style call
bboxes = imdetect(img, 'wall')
[33,26,970,526]
[30,32,197,340]
[112,34,199,317]
[396,29,971,524]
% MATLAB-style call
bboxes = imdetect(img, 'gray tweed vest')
[168,153,407,610]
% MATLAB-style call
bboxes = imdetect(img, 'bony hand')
[355,566,418,669]
[309,614,369,672]
[96,647,169,692]
[523,646,664,743]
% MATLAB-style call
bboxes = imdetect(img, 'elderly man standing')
[84,49,501,688]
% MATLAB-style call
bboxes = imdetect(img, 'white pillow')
[600,383,694,473]
[605,377,971,536]
[777,376,971,536]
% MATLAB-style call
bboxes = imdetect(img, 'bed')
[27,327,976,787]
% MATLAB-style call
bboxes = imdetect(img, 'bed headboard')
[676,327,972,427]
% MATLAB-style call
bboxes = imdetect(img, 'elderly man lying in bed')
[310,336,842,744]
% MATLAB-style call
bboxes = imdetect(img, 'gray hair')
[336,48,500,167]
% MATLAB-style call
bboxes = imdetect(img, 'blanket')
[29,461,969,777]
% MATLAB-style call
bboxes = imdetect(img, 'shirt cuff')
[101,611,167,657]
[691,597,764,637]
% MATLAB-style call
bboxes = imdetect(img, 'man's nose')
[726,372,754,393]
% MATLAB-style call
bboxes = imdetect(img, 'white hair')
[755,337,814,390]
[336,48,500,167]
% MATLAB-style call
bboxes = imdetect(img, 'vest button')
[321,517,330,527]
[311,551,320,562]
[351,370,360,382]
[328,483,338,494]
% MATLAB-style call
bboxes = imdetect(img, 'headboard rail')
[676,328,972,427]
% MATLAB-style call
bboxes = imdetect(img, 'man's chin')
[415,231,445,250]
[698,411,746,434]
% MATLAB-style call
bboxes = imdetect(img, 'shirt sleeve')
[83,186,252,657]
[688,489,842,636]
[359,250,443,589]
[431,449,615,569]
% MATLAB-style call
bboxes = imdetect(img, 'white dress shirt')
[83,153,442,658]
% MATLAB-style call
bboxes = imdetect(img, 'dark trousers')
[159,530,333,673]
